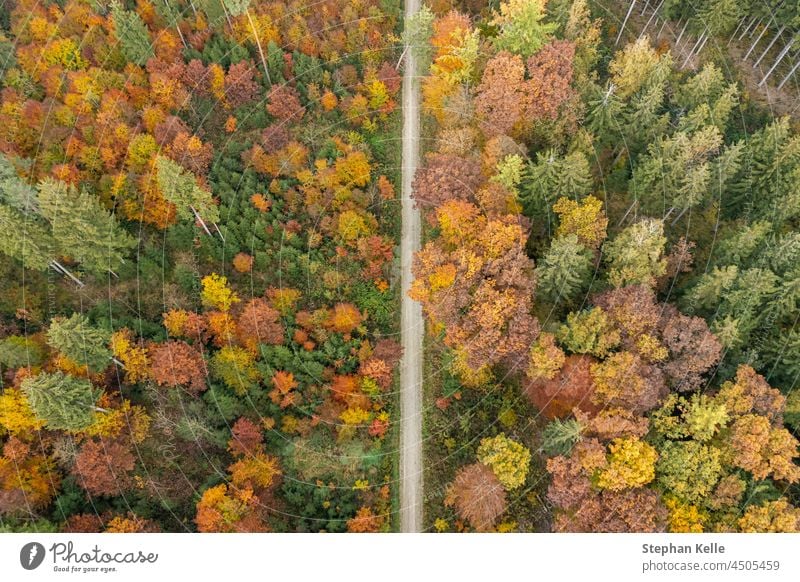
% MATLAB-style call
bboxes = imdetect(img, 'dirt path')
[399,0,423,534]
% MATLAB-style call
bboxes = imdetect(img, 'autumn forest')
[0,0,799,533]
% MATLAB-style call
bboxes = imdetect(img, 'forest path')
[399,0,423,534]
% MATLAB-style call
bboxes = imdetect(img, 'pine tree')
[36,180,134,274]
[520,149,592,217]
[535,234,593,304]
[629,127,723,214]
[541,417,584,456]
[0,205,55,271]
[111,1,154,66]
[491,0,557,57]
[604,218,667,288]
[155,156,220,225]
[0,154,38,213]
[21,372,101,431]
[47,313,112,373]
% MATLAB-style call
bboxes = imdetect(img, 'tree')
[228,417,263,457]
[541,417,584,456]
[608,37,671,100]
[447,463,507,532]
[590,351,665,413]
[72,439,135,497]
[236,298,283,351]
[195,484,266,532]
[738,499,800,533]
[37,179,134,274]
[222,0,270,85]
[347,506,383,533]
[21,372,101,431]
[604,218,667,288]
[0,388,45,435]
[552,195,607,250]
[535,233,593,304]
[519,150,592,217]
[410,203,539,378]
[155,156,220,225]
[596,437,658,491]
[0,205,54,271]
[47,313,111,372]
[201,273,239,312]
[557,307,620,357]
[491,0,557,57]
[527,332,565,382]
[149,341,207,394]
[477,434,531,490]
[728,414,800,483]
[411,154,483,209]
[660,312,722,391]
[110,1,153,66]
[629,127,723,215]
[0,335,45,370]
[403,4,435,68]
[212,346,260,395]
[524,355,598,419]
[656,441,723,504]
[525,40,576,121]
[475,51,528,137]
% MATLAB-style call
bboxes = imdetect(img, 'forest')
[0,0,799,534]
[0,0,403,532]
[412,0,800,532]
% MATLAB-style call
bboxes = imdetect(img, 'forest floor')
[399,0,424,533]
[611,2,800,120]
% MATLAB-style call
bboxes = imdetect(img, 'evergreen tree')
[110,1,153,66]
[520,149,592,218]
[604,218,667,288]
[629,127,723,215]
[46,313,112,372]
[21,372,101,431]
[491,0,557,57]
[0,154,38,213]
[36,179,134,274]
[541,417,584,456]
[155,156,220,224]
[403,4,435,69]
[0,204,55,271]
[535,234,593,304]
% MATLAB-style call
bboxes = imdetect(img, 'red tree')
[149,340,208,394]
[72,439,136,497]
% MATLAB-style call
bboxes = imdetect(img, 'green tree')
[155,156,220,226]
[21,372,101,431]
[46,313,111,372]
[656,441,723,504]
[604,218,667,287]
[492,0,557,57]
[403,4,435,69]
[520,149,592,218]
[541,417,584,456]
[110,0,153,66]
[0,204,55,271]
[535,233,593,304]
[0,336,45,369]
[36,179,134,274]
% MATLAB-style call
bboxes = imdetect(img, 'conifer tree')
[21,372,101,431]
[111,0,153,66]
[37,179,134,274]
[47,313,112,372]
